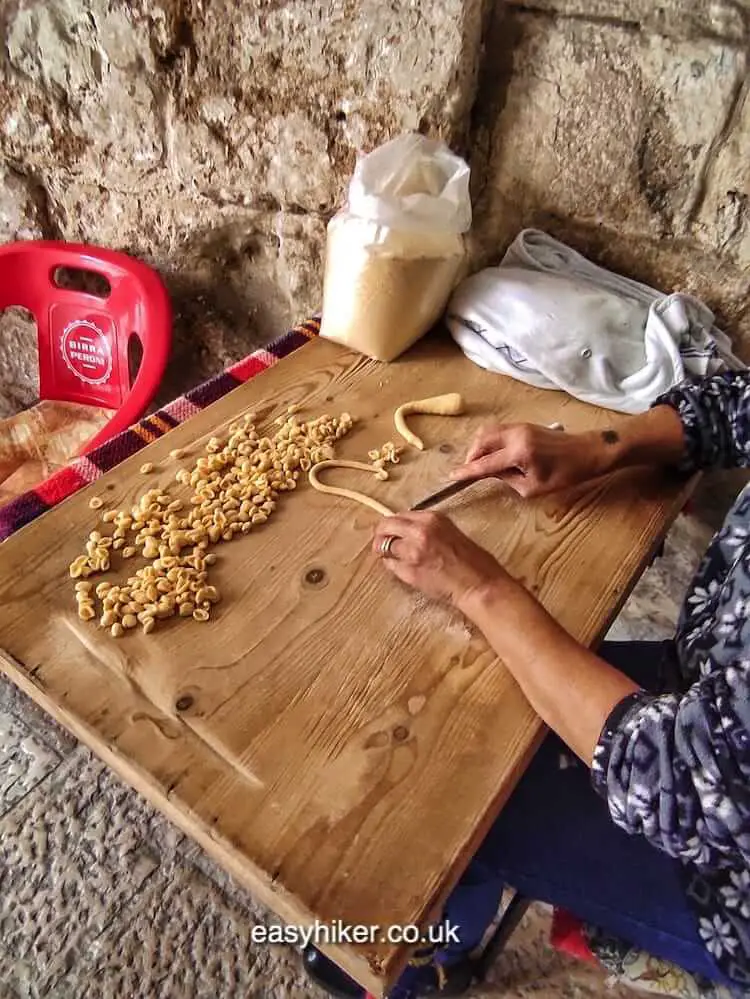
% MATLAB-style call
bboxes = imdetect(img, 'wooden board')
[0,334,691,994]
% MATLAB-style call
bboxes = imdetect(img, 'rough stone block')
[504,0,750,43]
[695,85,750,266]
[0,171,43,243]
[0,310,39,420]
[4,3,161,184]
[473,10,745,244]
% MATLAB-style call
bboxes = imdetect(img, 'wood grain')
[0,333,693,994]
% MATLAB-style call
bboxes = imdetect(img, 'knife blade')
[410,479,477,511]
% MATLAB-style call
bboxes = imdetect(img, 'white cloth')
[446,229,742,414]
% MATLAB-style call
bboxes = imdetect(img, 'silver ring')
[379,535,397,559]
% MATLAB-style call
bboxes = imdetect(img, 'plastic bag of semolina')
[320,133,471,362]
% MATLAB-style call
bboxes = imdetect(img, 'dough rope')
[308,460,395,516]
[394,393,465,450]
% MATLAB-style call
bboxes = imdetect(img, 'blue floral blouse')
[591,372,750,987]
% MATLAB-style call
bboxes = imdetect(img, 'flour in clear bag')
[320,133,472,363]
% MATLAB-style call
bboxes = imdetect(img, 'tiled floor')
[0,489,728,999]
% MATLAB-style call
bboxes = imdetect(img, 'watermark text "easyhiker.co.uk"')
[251,919,460,949]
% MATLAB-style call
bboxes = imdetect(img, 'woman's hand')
[372,511,507,607]
[450,423,610,497]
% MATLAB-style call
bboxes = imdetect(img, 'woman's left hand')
[372,512,507,607]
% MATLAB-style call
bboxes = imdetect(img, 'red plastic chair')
[0,240,171,452]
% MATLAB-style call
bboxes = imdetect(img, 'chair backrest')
[0,241,171,451]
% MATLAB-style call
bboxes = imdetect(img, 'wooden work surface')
[0,334,691,994]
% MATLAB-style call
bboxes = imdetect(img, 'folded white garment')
[446,229,742,414]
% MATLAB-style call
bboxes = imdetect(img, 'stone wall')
[0,0,748,403]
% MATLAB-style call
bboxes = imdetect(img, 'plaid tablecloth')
[0,316,320,542]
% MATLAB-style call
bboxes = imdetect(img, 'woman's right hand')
[450,422,613,498]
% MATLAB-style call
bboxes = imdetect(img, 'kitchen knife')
[409,479,477,511]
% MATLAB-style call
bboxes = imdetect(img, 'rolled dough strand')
[394,393,465,451]
[308,460,395,516]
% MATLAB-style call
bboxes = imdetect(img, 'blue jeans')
[391,641,732,996]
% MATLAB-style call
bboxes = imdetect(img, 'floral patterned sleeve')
[590,661,750,867]
[655,372,750,472]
